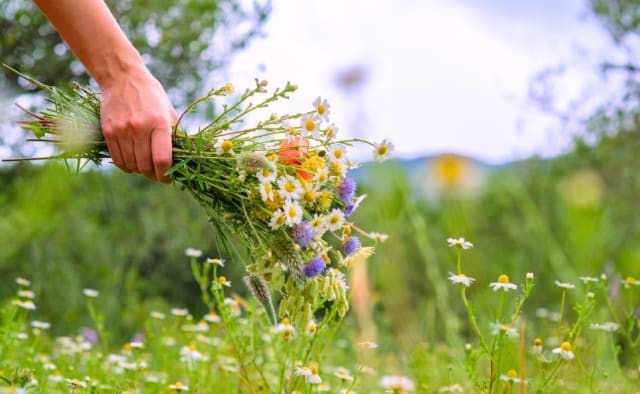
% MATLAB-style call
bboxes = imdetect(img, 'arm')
[34,0,176,183]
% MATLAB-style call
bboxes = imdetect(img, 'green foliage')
[0,0,271,103]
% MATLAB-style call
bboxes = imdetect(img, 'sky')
[220,0,618,164]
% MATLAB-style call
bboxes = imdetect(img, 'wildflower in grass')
[300,114,321,138]
[555,280,575,289]
[16,277,31,287]
[65,378,88,389]
[373,139,395,161]
[150,311,166,320]
[313,96,331,121]
[579,276,599,284]
[500,369,524,384]
[18,290,35,299]
[532,338,543,354]
[334,367,354,381]
[48,371,64,383]
[589,322,620,332]
[283,199,304,226]
[448,272,475,287]
[180,343,205,363]
[489,274,517,292]
[369,232,389,242]
[552,341,575,360]
[490,323,518,338]
[342,236,361,256]
[304,256,326,278]
[380,375,416,393]
[82,288,99,298]
[292,221,315,248]
[273,317,296,341]
[326,209,346,231]
[359,341,379,349]
[171,308,189,317]
[295,365,322,384]
[217,276,231,287]
[587,292,595,299]
[16,299,36,310]
[130,341,144,349]
[204,311,221,323]
[184,248,202,258]
[447,237,473,249]
[623,276,640,288]
[224,296,244,316]
[338,177,357,202]
[438,384,464,392]
[206,257,225,266]
[305,320,317,336]
[169,381,189,391]
[526,272,534,281]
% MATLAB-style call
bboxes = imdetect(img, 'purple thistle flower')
[303,256,326,277]
[344,201,356,217]
[342,236,361,256]
[337,178,357,202]
[292,221,315,248]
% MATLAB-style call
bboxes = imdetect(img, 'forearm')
[33,0,144,89]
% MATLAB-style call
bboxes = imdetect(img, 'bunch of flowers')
[9,69,393,329]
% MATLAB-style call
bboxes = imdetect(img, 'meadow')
[1,124,640,393]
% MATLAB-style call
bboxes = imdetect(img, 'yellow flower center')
[308,324,316,334]
[507,369,518,378]
[221,140,233,152]
[224,83,234,94]
[304,191,316,202]
[317,103,326,115]
[334,149,343,159]
[174,382,184,389]
[288,206,298,218]
[325,127,335,138]
[305,118,315,131]
[288,126,297,136]
[189,343,197,352]
[284,182,296,193]
[534,338,542,346]
[276,215,285,226]
[329,215,340,225]
[560,341,572,352]
[262,168,272,178]
[310,365,319,375]
[498,274,510,284]
[123,342,132,352]
[317,171,328,183]
[626,276,635,284]
[282,317,290,324]
[501,324,509,332]
[218,276,228,285]
[377,146,387,156]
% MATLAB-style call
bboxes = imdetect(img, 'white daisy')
[552,342,575,360]
[489,275,518,292]
[300,114,321,138]
[283,199,303,227]
[447,237,473,249]
[380,375,415,393]
[325,209,345,232]
[184,248,202,258]
[490,323,518,338]
[313,96,331,121]
[323,123,338,140]
[259,181,275,202]
[256,165,277,184]
[448,272,475,287]
[328,144,348,164]
[555,280,576,289]
[589,322,620,332]
[278,175,303,200]
[214,139,234,155]
[269,209,287,230]
[282,120,298,137]
[310,214,327,236]
[373,139,394,161]
[82,288,99,298]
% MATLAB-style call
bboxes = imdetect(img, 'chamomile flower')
[489,274,518,292]
[624,276,640,287]
[439,384,464,393]
[184,248,202,258]
[278,175,303,200]
[368,232,389,242]
[169,381,189,391]
[282,120,298,137]
[180,343,205,363]
[18,290,35,299]
[490,323,518,338]
[373,139,394,161]
[259,181,275,202]
[150,311,166,320]
[300,115,321,138]
[206,258,225,267]
[380,375,415,393]
[325,209,346,232]
[579,276,599,284]
[217,276,231,287]
[499,369,524,384]
[334,367,354,381]
[314,167,329,184]
[31,320,50,330]
[82,288,99,298]
[214,139,234,155]
[273,317,296,341]
[283,199,303,226]
[447,237,473,249]
[171,308,189,317]
[305,320,317,336]
[448,272,475,287]
[555,280,576,289]
[324,123,338,140]
[310,213,327,235]
[552,341,575,360]
[329,144,348,164]
[313,96,331,121]
[256,165,278,184]
[589,322,620,332]
[204,312,221,323]
[532,338,543,354]
[269,209,287,230]
[16,277,32,287]
[358,341,379,349]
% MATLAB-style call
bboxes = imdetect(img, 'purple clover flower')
[292,221,315,248]
[337,178,357,202]
[303,256,326,277]
[342,236,361,256]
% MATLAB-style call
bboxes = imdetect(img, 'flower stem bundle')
[8,69,392,328]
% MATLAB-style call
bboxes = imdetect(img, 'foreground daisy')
[448,272,475,287]
[380,375,415,393]
[296,365,322,384]
[447,237,473,249]
[552,341,575,360]
[555,280,576,289]
[489,274,517,292]
[169,381,189,391]
[373,139,394,161]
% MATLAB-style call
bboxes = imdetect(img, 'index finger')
[151,126,173,184]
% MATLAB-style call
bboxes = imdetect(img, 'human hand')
[100,64,177,183]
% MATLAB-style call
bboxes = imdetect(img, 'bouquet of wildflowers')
[8,70,393,330]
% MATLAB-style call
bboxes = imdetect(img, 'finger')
[133,128,156,181]
[120,135,139,174]
[151,126,173,184]
[103,128,130,173]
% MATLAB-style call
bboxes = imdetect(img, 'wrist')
[91,45,147,91]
